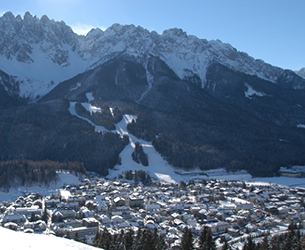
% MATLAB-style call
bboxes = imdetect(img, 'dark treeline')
[91,227,167,250]
[131,142,149,166]
[126,104,305,178]
[238,227,305,250]
[152,137,224,171]
[119,170,152,186]
[0,159,86,191]
[88,214,305,250]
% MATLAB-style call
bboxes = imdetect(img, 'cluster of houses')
[1,176,305,248]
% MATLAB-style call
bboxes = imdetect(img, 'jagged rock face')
[0,12,77,65]
[0,12,304,101]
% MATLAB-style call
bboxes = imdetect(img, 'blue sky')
[1,0,304,70]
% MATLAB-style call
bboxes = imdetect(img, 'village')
[0,173,305,249]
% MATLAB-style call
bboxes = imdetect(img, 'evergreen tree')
[98,228,113,250]
[199,227,215,250]
[205,227,216,250]
[74,232,80,242]
[299,235,305,249]
[93,230,100,247]
[133,228,143,250]
[142,228,154,250]
[199,226,208,250]
[153,228,167,250]
[222,237,229,250]
[283,227,295,250]
[258,234,269,250]
[181,227,193,250]
[112,233,123,250]
[243,236,256,250]
[124,229,134,250]
[269,235,281,250]
[118,230,126,250]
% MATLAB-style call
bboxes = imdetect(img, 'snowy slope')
[68,96,186,183]
[0,43,89,99]
[0,227,100,250]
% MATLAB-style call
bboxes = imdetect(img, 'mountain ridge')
[1,11,304,101]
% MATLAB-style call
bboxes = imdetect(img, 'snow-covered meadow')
[0,226,99,250]
[0,171,82,202]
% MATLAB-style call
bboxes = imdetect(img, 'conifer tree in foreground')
[222,237,230,250]
[243,236,256,250]
[199,226,216,250]
[181,227,194,250]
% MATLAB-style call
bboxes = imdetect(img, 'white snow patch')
[247,177,305,188]
[86,92,94,102]
[81,103,102,114]
[0,43,92,100]
[244,83,266,99]
[137,61,154,102]
[109,107,114,117]
[115,69,119,85]
[68,102,108,133]
[0,226,99,250]
[70,82,81,91]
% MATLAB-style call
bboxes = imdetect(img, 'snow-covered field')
[0,226,99,250]
[248,176,305,188]
[0,172,82,202]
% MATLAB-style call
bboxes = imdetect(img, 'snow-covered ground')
[244,83,266,99]
[109,113,185,184]
[0,172,82,202]
[248,176,305,188]
[0,226,99,250]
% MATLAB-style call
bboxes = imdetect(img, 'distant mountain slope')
[40,54,305,176]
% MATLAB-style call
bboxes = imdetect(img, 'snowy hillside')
[0,227,99,250]
[68,93,183,183]
[0,11,297,100]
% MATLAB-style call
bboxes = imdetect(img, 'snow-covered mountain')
[0,11,303,101]
[1,11,305,178]
[296,67,305,79]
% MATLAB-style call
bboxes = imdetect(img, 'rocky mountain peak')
[162,28,188,38]
[0,11,77,54]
